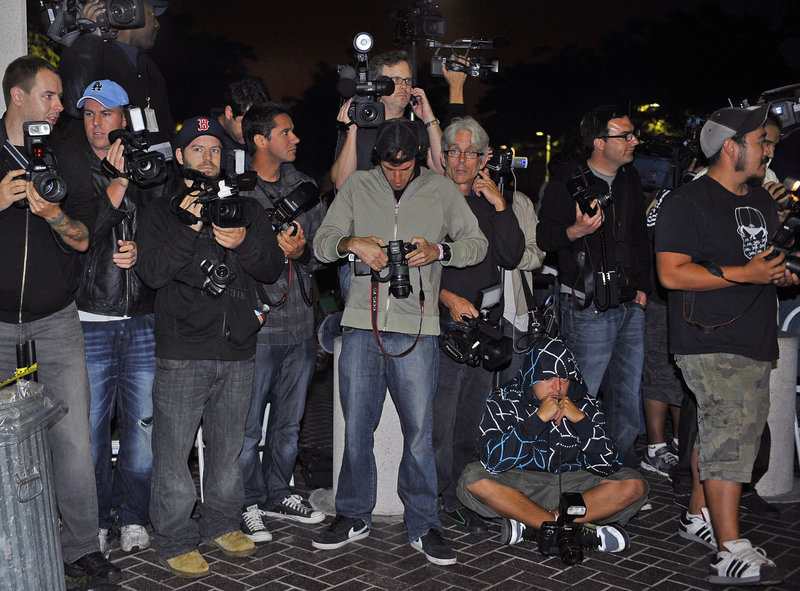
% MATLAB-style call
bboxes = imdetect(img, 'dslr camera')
[440,284,512,371]
[200,259,235,297]
[0,121,67,208]
[266,181,320,235]
[765,179,800,274]
[351,239,418,299]
[537,492,594,566]
[102,106,166,186]
[40,0,146,45]
[172,168,256,228]
[567,163,612,217]
[337,33,395,128]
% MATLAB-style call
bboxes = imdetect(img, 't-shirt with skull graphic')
[654,174,779,362]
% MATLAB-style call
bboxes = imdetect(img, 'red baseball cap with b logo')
[172,115,226,153]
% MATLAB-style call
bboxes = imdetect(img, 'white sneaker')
[678,507,716,550]
[98,528,110,558]
[241,504,273,543]
[120,524,150,553]
[708,538,783,585]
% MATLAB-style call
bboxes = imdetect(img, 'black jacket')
[136,183,284,360]
[73,135,166,317]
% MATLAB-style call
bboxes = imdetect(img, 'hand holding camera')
[566,201,603,241]
[277,220,306,259]
[0,169,27,212]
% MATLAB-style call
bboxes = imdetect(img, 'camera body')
[0,121,68,208]
[200,259,235,297]
[352,239,418,299]
[40,0,146,45]
[567,164,612,217]
[103,107,166,186]
[765,190,800,274]
[440,284,512,371]
[266,181,319,235]
[173,169,256,228]
[428,37,507,78]
[537,492,589,566]
[337,33,396,128]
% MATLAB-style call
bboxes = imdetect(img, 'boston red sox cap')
[172,116,226,153]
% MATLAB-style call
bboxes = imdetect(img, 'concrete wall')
[0,0,28,113]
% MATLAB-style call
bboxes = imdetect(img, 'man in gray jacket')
[312,118,487,565]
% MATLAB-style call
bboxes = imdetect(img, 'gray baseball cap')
[699,105,769,158]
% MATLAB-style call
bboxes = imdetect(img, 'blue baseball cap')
[77,79,129,109]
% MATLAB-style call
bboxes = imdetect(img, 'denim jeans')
[83,314,155,529]
[433,351,494,512]
[240,336,316,509]
[336,327,442,541]
[0,303,99,563]
[560,295,645,467]
[150,357,253,559]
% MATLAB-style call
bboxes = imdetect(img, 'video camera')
[428,37,510,78]
[266,181,320,235]
[101,106,166,186]
[171,169,256,229]
[440,284,512,371]
[633,115,704,191]
[351,239,418,299]
[39,0,146,45]
[337,33,395,128]
[567,163,612,217]
[392,0,446,46]
[0,121,67,208]
[757,83,800,138]
[537,492,596,566]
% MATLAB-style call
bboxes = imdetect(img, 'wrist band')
[697,260,748,285]
[425,118,440,128]
[437,243,445,260]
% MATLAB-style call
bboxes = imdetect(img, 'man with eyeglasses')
[433,116,544,532]
[536,105,650,469]
[330,50,444,189]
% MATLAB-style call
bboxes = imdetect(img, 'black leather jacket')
[74,138,164,317]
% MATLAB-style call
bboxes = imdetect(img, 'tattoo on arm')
[46,211,89,243]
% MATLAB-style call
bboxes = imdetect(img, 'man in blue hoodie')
[457,336,647,551]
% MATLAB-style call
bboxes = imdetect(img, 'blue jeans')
[0,303,99,563]
[336,327,442,541]
[149,357,253,559]
[83,314,155,529]
[560,296,645,467]
[240,336,316,509]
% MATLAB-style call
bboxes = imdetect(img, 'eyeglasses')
[598,130,640,142]
[444,149,482,160]
[389,76,413,87]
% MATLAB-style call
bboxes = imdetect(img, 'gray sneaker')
[640,446,678,478]
[120,524,150,553]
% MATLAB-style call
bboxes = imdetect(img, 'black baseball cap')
[173,116,226,153]
[374,118,421,164]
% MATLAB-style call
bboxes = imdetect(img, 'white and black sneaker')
[263,494,325,524]
[241,504,272,543]
[640,446,678,478]
[708,538,783,586]
[500,518,535,545]
[312,515,369,550]
[410,529,456,565]
[678,507,716,550]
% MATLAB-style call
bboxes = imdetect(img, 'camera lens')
[360,104,378,124]
[107,0,138,25]
[33,172,67,202]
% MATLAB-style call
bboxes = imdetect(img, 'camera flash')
[354,32,373,53]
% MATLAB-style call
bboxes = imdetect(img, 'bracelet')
[336,121,355,133]
[425,118,440,128]
[437,243,444,260]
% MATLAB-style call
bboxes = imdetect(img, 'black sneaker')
[263,494,325,524]
[312,515,369,550]
[410,529,456,565]
[442,507,489,533]
[241,504,273,543]
[740,491,781,519]
[64,551,122,584]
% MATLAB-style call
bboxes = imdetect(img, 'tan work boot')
[212,531,256,557]
[159,550,210,578]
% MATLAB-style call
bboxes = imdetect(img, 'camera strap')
[370,274,425,358]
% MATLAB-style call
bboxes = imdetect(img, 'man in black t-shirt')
[655,106,796,586]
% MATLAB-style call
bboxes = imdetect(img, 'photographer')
[433,116,543,533]
[457,337,647,555]
[237,103,327,542]
[330,49,444,189]
[536,105,650,468]
[312,118,487,565]
[655,106,795,585]
[59,0,173,147]
[0,56,121,585]
[136,116,283,578]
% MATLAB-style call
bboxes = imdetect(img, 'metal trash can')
[0,380,67,591]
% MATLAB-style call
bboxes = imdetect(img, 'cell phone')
[409,95,418,106]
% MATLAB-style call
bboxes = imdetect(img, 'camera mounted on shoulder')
[39,0,148,46]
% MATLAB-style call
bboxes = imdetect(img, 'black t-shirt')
[655,174,778,361]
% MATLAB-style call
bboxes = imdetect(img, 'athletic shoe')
[64,551,122,584]
[262,494,325,524]
[708,538,783,586]
[442,507,489,533]
[159,550,210,578]
[669,440,680,457]
[98,528,110,558]
[312,515,369,550]
[740,491,781,519]
[211,531,256,558]
[678,507,717,550]
[582,523,629,552]
[242,504,273,543]
[640,446,678,478]
[500,518,535,545]
[120,524,150,553]
[410,529,457,565]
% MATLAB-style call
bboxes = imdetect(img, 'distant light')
[535,131,544,136]
[637,103,661,113]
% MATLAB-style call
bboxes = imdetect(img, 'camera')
[440,284,513,371]
[633,115,703,191]
[428,37,509,78]
[537,492,592,566]
[567,163,612,217]
[337,33,396,128]
[266,181,319,235]
[392,0,446,45]
[0,121,68,208]
[200,259,235,297]
[351,239,418,299]
[40,0,146,45]
[765,181,800,274]
[102,106,166,186]
[172,169,256,228]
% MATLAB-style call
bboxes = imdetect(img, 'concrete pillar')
[0,0,28,113]
[332,337,404,516]
[757,332,798,497]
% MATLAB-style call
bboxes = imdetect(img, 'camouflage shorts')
[675,353,771,482]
